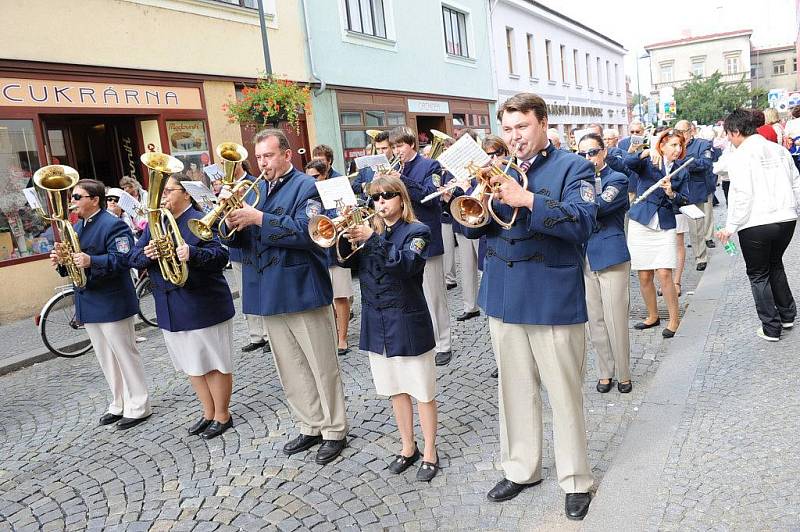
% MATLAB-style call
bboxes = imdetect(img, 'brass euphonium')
[33,165,87,287]
[188,142,264,241]
[428,129,453,160]
[366,129,382,155]
[308,202,381,261]
[450,157,529,230]
[140,152,189,286]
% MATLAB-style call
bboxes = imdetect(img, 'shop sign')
[0,78,203,109]
[407,99,450,114]
[546,103,604,118]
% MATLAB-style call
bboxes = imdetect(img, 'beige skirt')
[368,350,436,402]
[162,319,234,376]
[627,219,677,270]
[329,265,354,299]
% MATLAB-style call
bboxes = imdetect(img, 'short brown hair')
[312,144,334,164]
[497,93,548,123]
[76,178,107,209]
[389,126,417,149]
[792,106,800,119]
[305,158,329,177]
[254,128,291,151]
[482,135,509,156]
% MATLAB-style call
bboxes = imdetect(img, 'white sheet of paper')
[315,176,358,210]
[23,188,42,211]
[356,154,389,170]
[203,163,224,182]
[436,133,490,182]
[117,190,142,217]
[181,181,217,213]
[679,204,705,219]
[573,128,592,147]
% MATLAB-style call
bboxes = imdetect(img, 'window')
[574,49,580,84]
[365,110,385,126]
[387,112,405,126]
[545,40,553,80]
[751,63,762,78]
[0,120,46,262]
[597,58,603,90]
[614,63,619,92]
[344,0,387,39]
[214,0,258,7]
[442,6,469,58]
[773,60,786,75]
[339,109,405,169]
[725,55,740,75]
[606,60,612,92]
[660,62,674,82]
[505,27,515,74]
[691,57,705,77]
[560,45,567,82]
[586,53,592,87]
[794,57,798,72]
[526,34,535,78]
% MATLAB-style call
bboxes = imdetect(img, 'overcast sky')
[537,0,798,93]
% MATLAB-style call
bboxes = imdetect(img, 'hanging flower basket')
[223,76,310,132]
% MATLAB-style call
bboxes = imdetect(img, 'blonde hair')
[763,107,780,125]
[367,175,417,232]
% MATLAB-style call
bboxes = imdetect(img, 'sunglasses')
[71,193,93,200]
[577,148,602,158]
[485,150,504,157]
[107,197,119,202]
[370,191,400,202]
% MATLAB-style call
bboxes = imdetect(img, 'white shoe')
[781,322,794,329]
[756,328,779,342]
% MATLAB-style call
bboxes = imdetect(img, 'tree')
[674,72,767,124]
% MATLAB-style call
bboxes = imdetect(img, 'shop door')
[415,115,447,147]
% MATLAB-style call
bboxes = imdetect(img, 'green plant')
[223,76,310,131]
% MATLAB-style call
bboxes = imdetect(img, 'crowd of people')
[44,91,800,521]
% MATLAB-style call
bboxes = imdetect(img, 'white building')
[490,0,628,141]
[751,44,799,93]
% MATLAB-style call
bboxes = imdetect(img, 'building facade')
[752,45,799,95]
[490,0,628,143]
[304,0,496,173]
[0,0,309,322]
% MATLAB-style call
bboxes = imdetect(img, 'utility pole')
[256,0,272,76]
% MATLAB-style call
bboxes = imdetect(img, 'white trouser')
[85,316,151,419]
[490,318,593,493]
[690,195,715,265]
[232,261,269,344]
[422,254,452,353]
[583,258,631,382]
[455,233,480,313]
[442,223,457,285]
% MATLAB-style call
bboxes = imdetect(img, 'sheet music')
[355,154,389,170]
[117,190,142,217]
[181,181,217,213]
[315,176,357,210]
[203,163,225,182]
[573,128,592,147]
[23,188,42,211]
[436,134,490,182]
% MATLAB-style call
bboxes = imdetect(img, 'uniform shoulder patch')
[409,237,427,255]
[703,149,714,159]
[114,236,131,254]
[580,180,595,202]
[306,199,322,218]
[601,185,620,203]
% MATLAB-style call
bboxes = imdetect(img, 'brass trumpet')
[450,157,529,230]
[141,152,189,286]
[33,165,87,287]
[309,202,381,261]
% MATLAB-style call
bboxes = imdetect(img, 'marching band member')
[576,133,633,394]
[223,128,348,465]
[128,177,235,439]
[50,179,151,429]
[305,159,353,356]
[312,144,343,177]
[339,175,440,481]
[462,93,596,520]
[626,130,691,339]
[387,126,453,366]
[352,131,393,200]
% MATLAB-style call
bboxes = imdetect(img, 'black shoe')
[662,328,676,338]
[596,380,613,393]
[446,282,457,290]
[387,443,420,474]
[241,341,266,352]
[337,347,350,356]
[201,417,233,439]
[262,341,271,353]
[117,414,151,430]
[487,478,542,502]
[633,319,660,330]
[706,239,716,248]
[316,438,347,465]
[696,262,707,271]
[565,492,592,520]
[416,455,439,482]
[188,417,213,435]
[99,413,123,426]
[349,311,354,321]
[435,351,453,366]
[456,310,480,321]
[283,434,322,455]
[490,368,498,378]
[617,381,633,393]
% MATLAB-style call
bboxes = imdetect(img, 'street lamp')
[635,51,650,123]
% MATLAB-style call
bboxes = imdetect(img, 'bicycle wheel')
[39,289,92,358]
[136,276,158,327]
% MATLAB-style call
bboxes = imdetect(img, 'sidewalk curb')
[583,248,734,531]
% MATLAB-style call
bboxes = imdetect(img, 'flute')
[631,157,694,205]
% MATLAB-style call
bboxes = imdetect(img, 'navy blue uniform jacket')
[585,166,630,271]
[128,207,234,332]
[683,138,714,203]
[351,167,375,201]
[462,143,598,325]
[339,220,435,357]
[399,155,444,257]
[226,167,332,316]
[627,156,691,230]
[66,210,138,324]
[607,145,638,194]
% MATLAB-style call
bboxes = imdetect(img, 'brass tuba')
[217,142,248,184]
[141,152,189,286]
[366,129,382,155]
[450,158,529,230]
[309,202,380,261]
[33,165,87,287]
[428,129,453,160]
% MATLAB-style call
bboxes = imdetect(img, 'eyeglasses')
[674,128,690,134]
[630,130,643,135]
[577,148,603,158]
[162,187,183,194]
[71,194,92,201]
[370,191,400,202]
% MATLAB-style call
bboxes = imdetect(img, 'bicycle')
[135,271,158,327]
[36,285,92,358]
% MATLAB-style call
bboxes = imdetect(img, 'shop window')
[165,120,211,186]
[340,112,363,126]
[387,112,405,126]
[0,120,47,262]
[344,130,367,149]
[365,110,386,127]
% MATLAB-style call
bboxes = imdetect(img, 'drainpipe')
[300,0,326,96]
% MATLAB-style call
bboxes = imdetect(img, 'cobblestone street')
[3,205,799,531]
